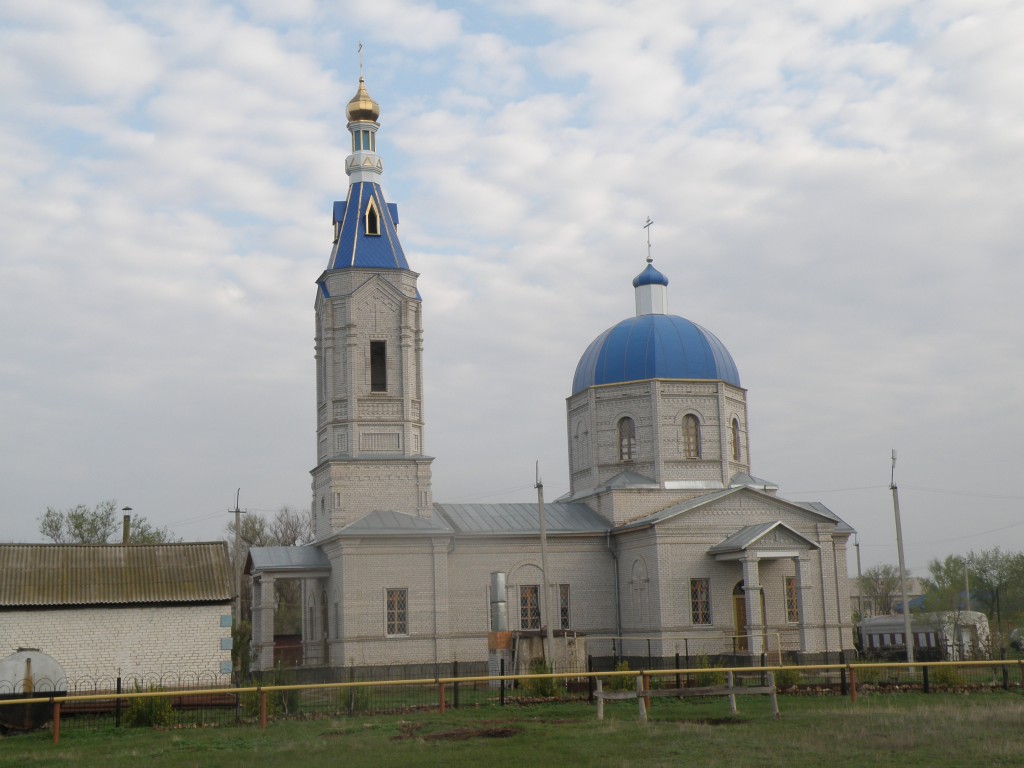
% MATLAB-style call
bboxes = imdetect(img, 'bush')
[242,666,301,718]
[123,684,174,728]
[929,664,961,688]
[773,667,800,689]
[604,661,636,692]
[334,683,371,714]
[523,658,558,698]
[694,655,726,687]
[853,666,881,684]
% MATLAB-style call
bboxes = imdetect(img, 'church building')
[247,77,857,671]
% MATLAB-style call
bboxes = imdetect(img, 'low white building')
[0,542,234,685]
[248,76,858,672]
[859,611,990,660]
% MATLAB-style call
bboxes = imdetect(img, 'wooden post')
[52,701,61,744]
[596,678,604,721]
[636,676,647,723]
[727,671,737,714]
[849,666,857,704]
[438,680,446,715]
[259,689,267,729]
[642,672,651,713]
[768,671,780,719]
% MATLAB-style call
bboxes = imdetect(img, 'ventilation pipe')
[121,506,132,544]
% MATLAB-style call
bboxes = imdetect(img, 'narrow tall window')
[559,584,571,630]
[691,578,711,625]
[618,417,636,462]
[732,418,741,461]
[370,341,387,392]
[366,201,381,235]
[386,588,408,635]
[683,414,701,458]
[785,577,799,623]
[520,585,540,630]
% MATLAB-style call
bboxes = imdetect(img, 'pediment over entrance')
[708,521,819,561]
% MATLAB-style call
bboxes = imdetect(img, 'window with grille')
[683,414,701,458]
[690,578,711,625]
[785,576,799,623]
[732,418,741,461]
[520,585,540,630]
[365,199,381,236]
[618,417,636,461]
[559,584,571,630]
[386,588,408,636]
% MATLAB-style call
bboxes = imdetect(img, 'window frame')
[785,576,799,623]
[370,340,387,392]
[683,413,701,459]
[617,417,636,462]
[690,578,712,626]
[558,583,571,630]
[386,588,408,636]
[519,585,540,630]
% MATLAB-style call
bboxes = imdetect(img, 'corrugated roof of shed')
[0,542,233,608]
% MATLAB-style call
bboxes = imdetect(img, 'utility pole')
[536,463,555,667]
[963,558,971,613]
[230,489,247,625]
[890,450,914,665]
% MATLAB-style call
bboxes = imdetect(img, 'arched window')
[365,200,380,236]
[731,418,741,461]
[683,414,701,458]
[617,417,636,462]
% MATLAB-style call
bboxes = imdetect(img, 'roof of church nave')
[572,261,740,395]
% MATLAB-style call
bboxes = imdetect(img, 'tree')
[966,548,1024,629]
[39,500,177,544]
[226,506,313,634]
[922,555,971,613]
[859,564,908,616]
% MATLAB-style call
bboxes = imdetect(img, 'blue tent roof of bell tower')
[326,181,409,271]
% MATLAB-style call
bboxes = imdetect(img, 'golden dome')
[346,77,380,123]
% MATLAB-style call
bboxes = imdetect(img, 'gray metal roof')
[340,510,452,535]
[0,542,233,608]
[792,501,855,532]
[434,502,608,535]
[708,521,819,555]
[246,546,331,573]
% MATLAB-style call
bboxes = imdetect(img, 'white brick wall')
[0,604,232,682]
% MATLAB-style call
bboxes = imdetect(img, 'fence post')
[840,666,847,696]
[642,672,651,713]
[727,671,736,714]
[1003,658,1010,691]
[767,671,780,719]
[500,657,505,707]
[635,676,647,723]
[453,660,459,709]
[115,675,122,728]
[848,666,857,704]
[347,666,356,715]
[587,655,594,703]
[675,652,681,690]
[438,679,446,715]
[259,688,267,730]
[52,700,61,745]
[922,665,930,694]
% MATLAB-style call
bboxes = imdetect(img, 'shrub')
[242,666,301,718]
[929,664,961,688]
[694,655,726,687]
[523,658,558,698]
[773,667,800,689]
[603,661,636,692]
[853,666,881,684]
[123,684,174,728]
[334,683,371,714]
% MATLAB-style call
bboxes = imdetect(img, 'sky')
[2,0,1022,579]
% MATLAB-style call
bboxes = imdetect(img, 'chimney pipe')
[121,506,133,544]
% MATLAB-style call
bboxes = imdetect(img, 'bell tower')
[310,76,433,539]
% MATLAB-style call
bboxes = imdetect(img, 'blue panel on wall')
[220,614,232,627]
[221,661,233,675]
[221,637,233,651]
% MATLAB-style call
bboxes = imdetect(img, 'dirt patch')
[423,727,522,741]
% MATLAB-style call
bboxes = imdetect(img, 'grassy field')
[3,693,1023,768]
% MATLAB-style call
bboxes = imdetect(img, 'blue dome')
[632,264,669,288]
[572,314,741,395]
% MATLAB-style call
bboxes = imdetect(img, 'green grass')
[3,693,1024,767]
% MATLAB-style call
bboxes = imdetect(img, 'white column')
[793,554,813,657]
[254,575,277,671]
[742,554,764,656]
